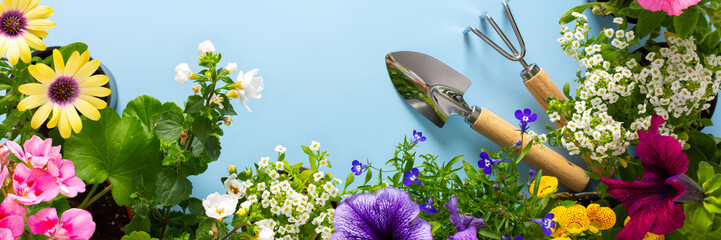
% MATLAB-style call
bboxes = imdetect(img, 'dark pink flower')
[28,208,95,240]
[638,0,701,16]
[0,198,25,239]
[600,114,686,240]
[5,135,62,168]
[8,164,60,205]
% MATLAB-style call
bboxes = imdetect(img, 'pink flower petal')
[0,228,13,240]
[22,135,52,158]
[638,0,701,16]
[28,208,59,236]
[60,209,95,240]
[4,141,26,163]
[0,215,25,239]
[0,198,25,219]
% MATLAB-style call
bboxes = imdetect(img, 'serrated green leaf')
[636,10,667,39]
[123,219,152,236]
[121,230,157,240]
[156,169,193,207]
[122,95,162,138]
[155,103,185,141]
[64,108,163,206]
[700,161,715,184]
[204,135,221,160]
[184,95,204,114]
[192,117,212,142]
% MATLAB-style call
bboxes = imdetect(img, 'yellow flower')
[17,49,110,138]
[552,237,571,240]
[549,206,568,237]
[556,205,589,234]
[624,216,665,240]
[586,204,616,233]
[529,176,558,197]
[0,0,54,65]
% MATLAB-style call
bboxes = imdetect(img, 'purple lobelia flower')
[501,236,523,240]
[351,160,368,176]
[528,169,537,183]
[331,187,432,240]
[403,168,422,186]
[492,184,500,190]
[412,129,427,144]
[532,213,555,236]
[509,140,523,148]
[478,152,502,175]
[446,196,485,240]
[600,114,687,240]
[419,197,437,215]
[515,108,537,133]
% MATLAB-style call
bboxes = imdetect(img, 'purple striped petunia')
[331,187,432,240]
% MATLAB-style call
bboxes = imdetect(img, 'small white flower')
[202,192,238,220]
[174,63,193,85]
[613,17,624,25]
[549,112,560,122]
[262,190,271,199]
[258,227,275,240]
[274,145,287,153]
[257,182,266,191]
[198,40,216,56]
[319,159,329,167]
[625,31,635,41]
[259,157,270,168]
[309,141,321,151]
[224,174,246,199]
[313,171,325,182]
[604,28,614,38]
[276,162,285,171]
[234,69,265,112]
[225,62,238,73]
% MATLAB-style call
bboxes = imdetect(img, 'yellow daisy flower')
[529,176,559,197]
[624,216,665,240]
[586,204,616,233]
[556,205,589,234]
[17,49,110,138]
[0,0,54,65]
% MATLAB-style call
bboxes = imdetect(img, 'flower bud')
[223,117,233,126]
[174,63,192,85]
[192,85,201,95]
[205,71,212,78]
[225,62,238,74]
[227,89,239,99]
[236,201,253,216]
[198,40,215,56]
[227,165,237,174]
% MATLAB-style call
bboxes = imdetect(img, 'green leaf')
[674,7,700,38]
[477,229,501,239]
[692,202,714,231]
[122,95,162,138]
[58,43,89,62]
[184,95,204,114]
[558,2,602,24]
[121,231,157,240]
[685,148,709,182]
[704,197,721,213]
[343,173,354,192]
[156,169,193,207]
[563,82,571,100]
[635,10,667,39]
[184,197,205,216]
[364,168,373,185]
[217,95,237,116]
[64,108,163,206]
[204,135,221,160]
[123,218,152,235]
[155,103,185,141]
[704,174,721,193]
[699,161,715,184]
[192,117,212,142]
[688,131,717,162]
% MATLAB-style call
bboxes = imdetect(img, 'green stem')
[78,184,99,209]
[220,221,246,240]
[159,207,170,240]
[80,184,111,209]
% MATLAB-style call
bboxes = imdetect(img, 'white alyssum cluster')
[548,13,720,163]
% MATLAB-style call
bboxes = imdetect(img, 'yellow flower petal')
[17,94,47,111]
[22,32,45,51]
[81,87,111,97]
[73,98,100,121]
[6,37,19,65]
[46,104,60,129]
[74,59,100,82]
[23,5,52,19]
[0,36,7,59]
[529,176,559,197]
[79,51,91,67]
[557,205,589,234]
[58,107,71,138]
[64,51,82,76]
[3,0,15,11]
[28,63,56,84]
[51,49,64,76]
[25,19,54,31]
[66,105,82,134]
[17,36,31,63]
[78,94,107,109]
[25,29,47,39]
[19,0,41,13]
[79,75,108,87]
[586,204,616,231]
[18,83,47,95]
[30,101,52,129]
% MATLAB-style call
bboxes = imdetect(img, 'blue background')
[41,0,720,197]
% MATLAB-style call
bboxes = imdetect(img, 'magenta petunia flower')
[638,0,701,16]
[600,114,687,240]
[330,187,432,240]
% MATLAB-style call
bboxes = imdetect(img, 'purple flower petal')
[449,226,478,240]
[445,196,485,231]
[483,166,492,175]
[636,133,688,182]
[331,188,432,240]
[527,113,537,123]
[523,108,531,116]
[514,109,524,121]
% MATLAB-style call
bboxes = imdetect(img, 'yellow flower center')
[216,208,225,215]
[230,186,239,195]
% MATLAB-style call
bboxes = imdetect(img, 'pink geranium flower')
[638,0,701,16]
[600,114,686,240]
[5,135,62,168]
[0,198,25,239]
[8,164,60,205]
[28,208,95,240]
[46,159,86,198]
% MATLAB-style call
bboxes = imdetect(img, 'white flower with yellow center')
[0,0,54,65]
[232,69,264,112]
[309,141,321,151]
[18,50,110,138]
[223,173,245,199]
[202,192,237,220]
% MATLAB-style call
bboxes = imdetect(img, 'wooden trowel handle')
[523,68,567,128]
[470,107,589,192]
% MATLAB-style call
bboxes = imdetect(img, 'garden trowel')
[386,51,589,192]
